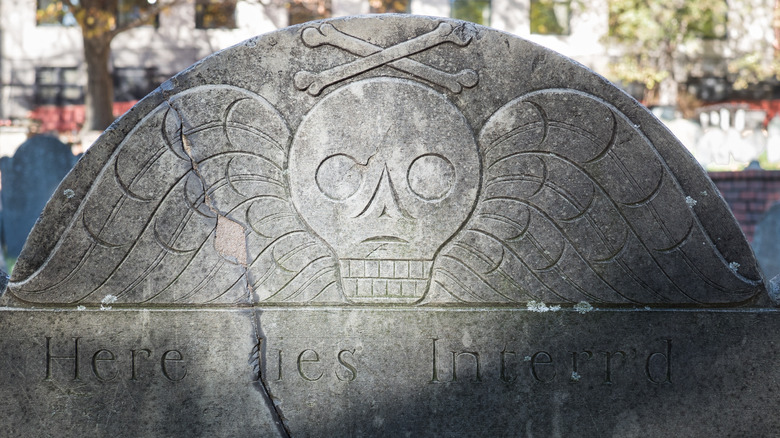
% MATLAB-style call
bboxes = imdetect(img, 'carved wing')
[8,85,340,306]
[428,89,764,305]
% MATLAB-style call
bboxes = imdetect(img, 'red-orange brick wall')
[28,101,137,133]
[709,170,780,242]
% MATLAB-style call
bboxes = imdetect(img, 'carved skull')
[288,79,480,303]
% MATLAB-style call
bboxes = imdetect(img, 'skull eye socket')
[316,154,364,200]
[407,153,455,201]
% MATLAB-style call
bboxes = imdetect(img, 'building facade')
[0,0,776,128]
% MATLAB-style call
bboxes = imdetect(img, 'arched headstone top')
[7,15,765,307]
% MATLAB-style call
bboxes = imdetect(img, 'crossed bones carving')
[294,22,479,96]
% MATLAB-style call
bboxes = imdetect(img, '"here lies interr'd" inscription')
[41,336,672,386]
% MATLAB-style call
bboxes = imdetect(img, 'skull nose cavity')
[353,165,414,220]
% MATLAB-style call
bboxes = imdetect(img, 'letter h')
[45,337,80,381]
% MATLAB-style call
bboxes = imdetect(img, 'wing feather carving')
[8,85,340,306]
[428,89,764,305]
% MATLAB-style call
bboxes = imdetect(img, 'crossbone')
[294,22,478,96]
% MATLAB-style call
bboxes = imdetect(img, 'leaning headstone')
[753,201,780,278]
[0,135,78,257]
[0,16,775,436]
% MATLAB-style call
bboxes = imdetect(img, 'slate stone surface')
[0,15,774,436]
[1,308,779,437]
[0,310,278,437]
[0,135,78,257]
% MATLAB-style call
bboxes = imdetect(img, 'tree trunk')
[656,47,679,107]
[657,78,678,107]
[82,36,115,133]
[775,0,780,57]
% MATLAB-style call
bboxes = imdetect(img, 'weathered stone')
[0,15,774,436]
[0,310,279,437]
[0,135,78,257]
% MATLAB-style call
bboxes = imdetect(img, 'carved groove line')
[520,89,761,285]
[485,149,697,303]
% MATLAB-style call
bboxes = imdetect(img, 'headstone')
[734,108,746,131]
[710,110,721,127]
[720,108,731,130]
[753,202,780,278]
[0,16,775,436]
[0,135,78,257]
[699,111,710,128]
[767,115,780,163]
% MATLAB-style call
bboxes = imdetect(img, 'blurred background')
[0,0,778,277]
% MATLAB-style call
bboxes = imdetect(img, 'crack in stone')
[251,311,293,438]
[163,96,290,436]
[172,106,250,271]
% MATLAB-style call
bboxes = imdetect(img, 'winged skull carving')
[6,84,763,307]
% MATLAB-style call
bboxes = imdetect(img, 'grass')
[4,256,15,275]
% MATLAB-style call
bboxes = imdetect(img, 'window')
[288,0,331,25]
[530,0,570,35]
[117,0,158,28]
[687,77,730,102]
[36,0,76,26]
[114,67,160,101]
[450,0,490,26]
[369,0,410,14]
[35,67,83,106]
[37,0,157,27]
[196,0,237,29]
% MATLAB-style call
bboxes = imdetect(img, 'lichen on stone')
[527,300,561,312]
[100,294,117,310]
[573,301,593,314]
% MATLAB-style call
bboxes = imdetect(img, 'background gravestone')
[753,201,780,278]
[0,135,79,257]
[0,15,776,437]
